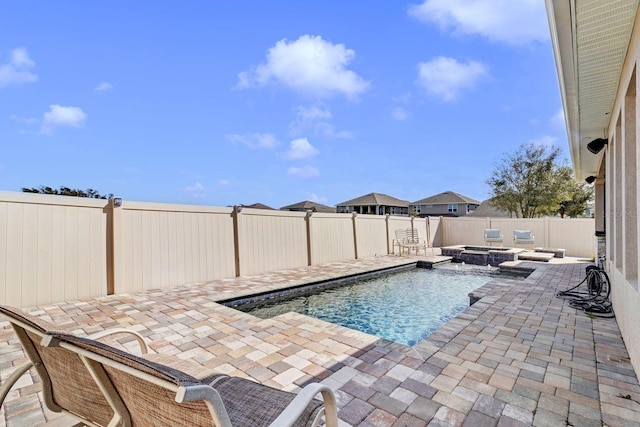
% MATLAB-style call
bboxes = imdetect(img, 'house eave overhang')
[546,0,640,181]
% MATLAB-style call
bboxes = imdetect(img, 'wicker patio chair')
[44,331,338,427]
[0,304,148,427]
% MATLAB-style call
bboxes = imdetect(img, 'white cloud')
[313,123,353,139]
[392,107,410,121]
[289,105,332,135]
[41,104,87,134]
[10,114,37,125]
[529,135,558,148]
[0,47,38,88]
[237,34,370,100]
[288,165,319,178]
[286,137,319,159]
[408,0,549,45]
[95,81,113,92]
[289,105,352,138]
[417,56,487,102]
[182,182,207,198]
[551,108,565,129]
[218,179,231,185]
[226,133,279,149]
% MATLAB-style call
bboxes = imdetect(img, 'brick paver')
[0,252,639,426]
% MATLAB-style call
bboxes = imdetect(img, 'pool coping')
[218,262,418,309]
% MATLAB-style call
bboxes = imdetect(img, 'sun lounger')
[43,331,338,427]
[0,304,337,427]
[0,304,148,427]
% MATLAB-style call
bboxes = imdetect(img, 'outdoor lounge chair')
[513,230,535,249]
[43,331,338,427]
[483,229,503,246]
[393,228,427,256]
[0,304,148,426]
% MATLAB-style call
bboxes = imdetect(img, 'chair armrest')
[176,384,233,427]
[269,383,338,427]
[88,328,148,355]
[0,361,33,407]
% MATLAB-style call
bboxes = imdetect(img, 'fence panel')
[440,216,595,258]
[428,216,442,247]
[489,218,547,248]
[0,190,598,309]
[0,191,108,307]
[309,213,355,264]
[119,202,236,293]
[547,218,595,258]
[237,208,308,276]
[387,217,413,254]
[355,215,388,258]
[441,217,491,246]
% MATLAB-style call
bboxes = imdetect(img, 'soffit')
[547,0,639,180]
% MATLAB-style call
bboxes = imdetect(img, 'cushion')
[514,230,534,240]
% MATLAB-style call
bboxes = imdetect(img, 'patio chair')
[0,304,148,427]
[513,230,535,249]
[393,228,427,256]
[43,331,338,427]
[483,229,503,246]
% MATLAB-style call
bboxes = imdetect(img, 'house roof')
[411,191,481,206]
[546,0,640,180]
[280,200,336,213]
[337,192,409,207]
[466,199,513,218]
[241,203,274,210]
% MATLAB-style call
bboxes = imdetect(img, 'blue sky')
[0,1,565,208]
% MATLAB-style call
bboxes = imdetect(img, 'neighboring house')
[336,192,409,216]
[466,198,513,218]
[280,200,336,213]
[547,0,640,372]
[240,203,274,210]
[410,191,480,217]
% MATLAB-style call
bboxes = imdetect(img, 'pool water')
[241,268,492,346]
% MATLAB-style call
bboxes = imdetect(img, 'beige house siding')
[603,11,640,375]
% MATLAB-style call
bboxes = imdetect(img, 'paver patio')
[0,252,639,426]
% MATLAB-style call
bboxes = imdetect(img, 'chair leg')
[0,361,33,408]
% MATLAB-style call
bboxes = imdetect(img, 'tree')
[486,142,593,218]
[21,186,113,199]
[557,172,594,218]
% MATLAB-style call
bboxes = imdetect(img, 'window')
[412,205,421,213]
[448,204,458,213]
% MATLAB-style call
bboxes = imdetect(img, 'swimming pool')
[237,268,493,346]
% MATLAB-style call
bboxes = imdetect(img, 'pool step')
[417,256,453,269]
[517,251,555,262]
[499,260,540,276]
